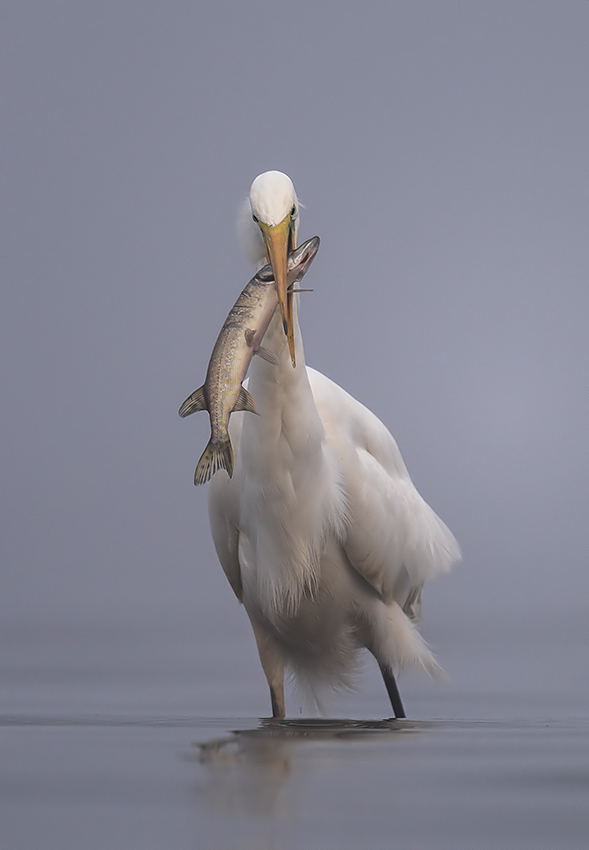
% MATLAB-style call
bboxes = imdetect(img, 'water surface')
[1,621,587,849]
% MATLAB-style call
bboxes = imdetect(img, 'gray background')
[2,1,588,717]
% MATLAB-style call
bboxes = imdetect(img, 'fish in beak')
[258,214,297,367]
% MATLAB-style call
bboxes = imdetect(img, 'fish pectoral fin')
[233,386,258,415]
[244,328,278,365]
[255,346,279,365]
[179,385,207,417]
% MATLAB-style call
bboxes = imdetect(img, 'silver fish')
[179,236,320,485]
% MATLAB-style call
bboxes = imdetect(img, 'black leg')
[380,666,406,718]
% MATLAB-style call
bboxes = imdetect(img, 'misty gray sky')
[2,0,588,665]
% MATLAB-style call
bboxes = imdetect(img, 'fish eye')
[252,214,259,223]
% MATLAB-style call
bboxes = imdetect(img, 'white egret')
[207,171,460,718]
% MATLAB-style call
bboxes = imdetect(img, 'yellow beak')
[259,215,296,367]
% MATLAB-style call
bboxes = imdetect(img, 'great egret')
[207,171,460,718]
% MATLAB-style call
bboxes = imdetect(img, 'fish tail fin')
[194,437,233,485]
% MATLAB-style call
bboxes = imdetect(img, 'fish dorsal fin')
[178,386,207,417]
[233,386,258,414]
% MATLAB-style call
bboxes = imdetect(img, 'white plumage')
[207,171,460,717]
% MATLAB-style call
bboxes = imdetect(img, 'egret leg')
[380,665,406,719]
[250,619,285,719]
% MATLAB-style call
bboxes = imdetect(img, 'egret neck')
[237,298,347,621]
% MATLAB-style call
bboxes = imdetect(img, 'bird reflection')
[191,718,423,819]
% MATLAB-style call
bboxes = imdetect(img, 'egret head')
[249,171,299,366]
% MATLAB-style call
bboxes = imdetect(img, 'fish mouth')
[289,236,320,277]
[258,214,297,367]
[256,236,320,285]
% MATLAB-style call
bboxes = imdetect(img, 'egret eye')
[290,206,297,217]
[252,214,259,223]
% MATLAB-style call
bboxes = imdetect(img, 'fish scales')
[204,276,277,457]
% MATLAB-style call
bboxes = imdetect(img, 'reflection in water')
[4,713,589,850]
[191,718,424,819]
[188,718,589,850]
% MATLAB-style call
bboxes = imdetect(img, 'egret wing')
[308,368,460,616]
